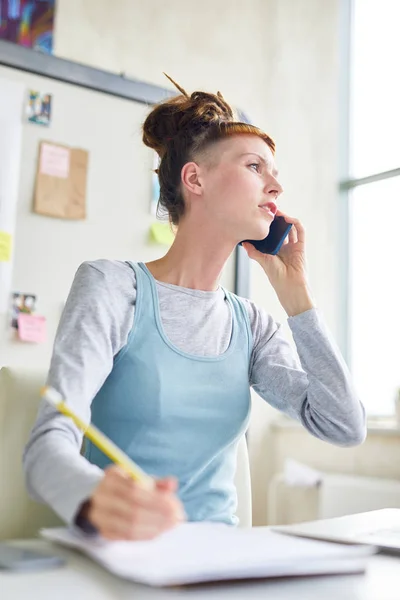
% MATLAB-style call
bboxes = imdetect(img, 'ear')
[181,162,203,196]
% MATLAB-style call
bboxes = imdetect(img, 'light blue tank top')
[85,262,252,525]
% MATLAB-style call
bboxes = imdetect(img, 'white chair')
[235,435,252,527]
[0,366,252,540]
[0,367,62,540]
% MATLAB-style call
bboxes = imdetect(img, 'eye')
[249,163,261,173]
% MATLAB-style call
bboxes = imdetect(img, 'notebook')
[41,522,376,587]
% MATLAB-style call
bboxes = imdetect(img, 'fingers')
[241,242,258,259]
[156,477,178,493]
[278,213,305,245]
[131,481,186,521]
[287,226,297,244]
[103,525,162,541]
[241,242,271,263]
[290,219,304,245]
[97,508,168,541]
[87,466,186,542]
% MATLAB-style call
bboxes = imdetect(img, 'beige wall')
[8,0,399,524]
[54,0,271,130]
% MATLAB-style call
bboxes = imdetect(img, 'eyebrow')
[239,153,279,178]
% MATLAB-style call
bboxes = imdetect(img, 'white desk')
[2,519,400,600]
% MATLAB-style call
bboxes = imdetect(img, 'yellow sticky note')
[0,231,12,262]
[149,222,175,246]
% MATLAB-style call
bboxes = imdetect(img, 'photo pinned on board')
[11,292,37,329]
[26,90,52,126]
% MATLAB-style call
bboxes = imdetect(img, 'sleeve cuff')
[287,307,321,329]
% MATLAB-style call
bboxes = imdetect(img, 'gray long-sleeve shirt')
[23,260,366,524]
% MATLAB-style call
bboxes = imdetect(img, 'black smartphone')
[0,543,66,571]
[243,216,293,255]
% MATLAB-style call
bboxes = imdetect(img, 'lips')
[259,201,277,218]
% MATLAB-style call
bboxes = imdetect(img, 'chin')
[244,222,271,241]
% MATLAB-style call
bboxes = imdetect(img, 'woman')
[24,77,366,541]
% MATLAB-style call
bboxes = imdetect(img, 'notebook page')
[42,522,375,586]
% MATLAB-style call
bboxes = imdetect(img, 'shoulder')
[232,294,280,347]
[76,259,135,281]
[74,259,136,291]
[68,260,138,314]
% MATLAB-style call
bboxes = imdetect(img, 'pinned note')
[149,222,175,246]
[17,313,47,343]
[40,143,70,178]
[0,231,12,262]
[34,141,88,220]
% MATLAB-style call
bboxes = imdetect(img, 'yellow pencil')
[40,386,154,490]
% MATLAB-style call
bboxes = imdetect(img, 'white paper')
[0,77,25,314]
[283,458,322,487]
[40,143,70,178]
[41,522,374,587]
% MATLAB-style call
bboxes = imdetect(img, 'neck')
[145,218,236,291]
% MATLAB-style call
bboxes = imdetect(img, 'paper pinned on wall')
[0,231,12,262]
[17,313,47,343]
[34,141,88,220]
[40,143,70,178]
[149,222,175,246]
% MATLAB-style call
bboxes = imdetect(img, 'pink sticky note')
[17,314,47,343]
[40,143,70,178]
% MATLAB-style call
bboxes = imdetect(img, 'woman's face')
[198,134,283,243]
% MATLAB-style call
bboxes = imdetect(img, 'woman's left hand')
[242,212,315,317]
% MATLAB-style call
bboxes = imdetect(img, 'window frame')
[340,0,400,414]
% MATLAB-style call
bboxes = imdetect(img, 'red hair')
[143,75,275,225]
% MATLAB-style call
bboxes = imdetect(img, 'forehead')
[217,134,276,167]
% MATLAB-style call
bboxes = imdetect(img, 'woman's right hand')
[83,465,186,540]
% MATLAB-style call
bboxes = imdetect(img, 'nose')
[271,181,283,197]
[265,176,283,200]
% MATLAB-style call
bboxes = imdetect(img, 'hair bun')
[142,76,236,157]
[142,75,275,227]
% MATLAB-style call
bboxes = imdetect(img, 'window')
[347,0,400,415]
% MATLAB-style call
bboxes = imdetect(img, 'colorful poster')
[0,0,55,54]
